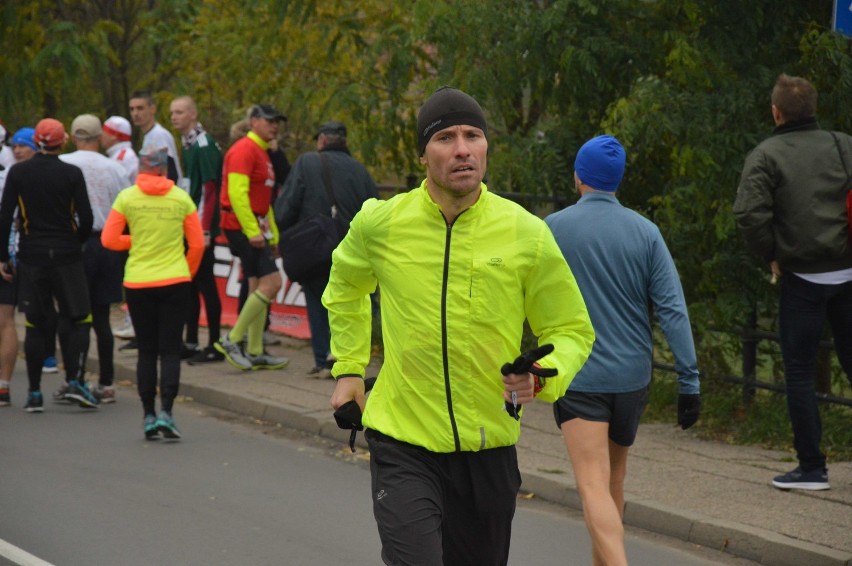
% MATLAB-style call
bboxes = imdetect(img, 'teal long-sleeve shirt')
[545,192,700,394]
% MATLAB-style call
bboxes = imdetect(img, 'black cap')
[416,86,487,156]
[313,120,347,140]
[249,104,287,122]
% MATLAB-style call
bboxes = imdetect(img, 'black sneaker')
[187,345,225,365]
[181,343,200,360]
[119,339,138,352]
[24,391,44,413]
[772,466,830,491]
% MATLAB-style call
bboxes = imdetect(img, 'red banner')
[198,241,310,340]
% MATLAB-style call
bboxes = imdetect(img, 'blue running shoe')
[42,356,58,374]
[65,380,99,409]
[24,391,44,413]
[156,411,181,439]
[143,414,160,440]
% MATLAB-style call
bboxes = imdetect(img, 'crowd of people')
[0,72,849,565]
[0,91,378,441]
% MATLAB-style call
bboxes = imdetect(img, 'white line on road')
[0,538,55,566]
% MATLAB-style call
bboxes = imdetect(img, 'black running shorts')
[223,229,279,279]
[553,386,650,447]
[16,260,91,320]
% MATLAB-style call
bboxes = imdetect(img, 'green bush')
[644,372,852,462]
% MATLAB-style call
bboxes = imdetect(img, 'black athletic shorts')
[16,260,91,320]
[553,386,650,447]
[0,276,15,305]
[223,229,279,279]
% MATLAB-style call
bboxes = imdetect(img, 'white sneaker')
[247,352,289,370]
[263,331,281,346]
[93,385,116,404]
[214,333,253,370]
[113,318,136,339]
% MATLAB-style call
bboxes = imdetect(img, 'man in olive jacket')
[733,73,852,492]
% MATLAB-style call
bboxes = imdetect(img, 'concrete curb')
[181,381,851,566]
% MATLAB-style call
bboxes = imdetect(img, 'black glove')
[332,377,377,452]
[501,344,559,420]
[677,394,701,430]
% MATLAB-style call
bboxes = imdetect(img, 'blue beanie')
[11,128,37,152]
[574,135,625,192]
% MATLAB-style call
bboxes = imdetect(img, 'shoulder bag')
[279,153,346,282]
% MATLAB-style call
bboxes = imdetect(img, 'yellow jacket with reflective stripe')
[323,182,594,453]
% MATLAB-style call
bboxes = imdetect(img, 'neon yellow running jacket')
[323,182,594,453]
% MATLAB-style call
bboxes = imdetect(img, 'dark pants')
[126,283,190,416]
[91,303,113,385]
[366,429,520,566]
[17,261,91,391]
[778,274,852,472]
[302,275,331,368]
[84,233,124,384]
[186,245,221,347]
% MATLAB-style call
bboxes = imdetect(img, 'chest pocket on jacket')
[470,255,521,322]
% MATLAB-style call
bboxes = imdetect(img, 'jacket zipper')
[441,210,468,452]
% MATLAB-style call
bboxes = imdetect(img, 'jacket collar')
[319,141,351,155]
[247,131,269,150]
[417,180,489,220]
[578,191,619,204]
[773,116,819,136]
[135,172,175,195]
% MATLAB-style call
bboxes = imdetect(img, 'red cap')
[34,118,66,150]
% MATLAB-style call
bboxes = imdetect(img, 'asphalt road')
[0,371,754,566]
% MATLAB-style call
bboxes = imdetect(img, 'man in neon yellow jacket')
[324,87,594,566]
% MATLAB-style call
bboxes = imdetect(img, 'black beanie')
[416,86,487,156]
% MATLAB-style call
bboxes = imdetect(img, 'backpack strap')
[830,132,851,186]
[317,152,338,219]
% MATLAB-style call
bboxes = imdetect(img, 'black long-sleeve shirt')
[0,153,93,265]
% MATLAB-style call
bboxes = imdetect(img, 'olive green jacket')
[734,119,852,273]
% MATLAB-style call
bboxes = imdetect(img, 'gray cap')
[71,114,102,140]
[313,120,347,140]
[138,144,169,172]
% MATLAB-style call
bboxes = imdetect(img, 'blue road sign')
[835,0,852,37]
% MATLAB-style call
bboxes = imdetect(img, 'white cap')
[102,116,132,141]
